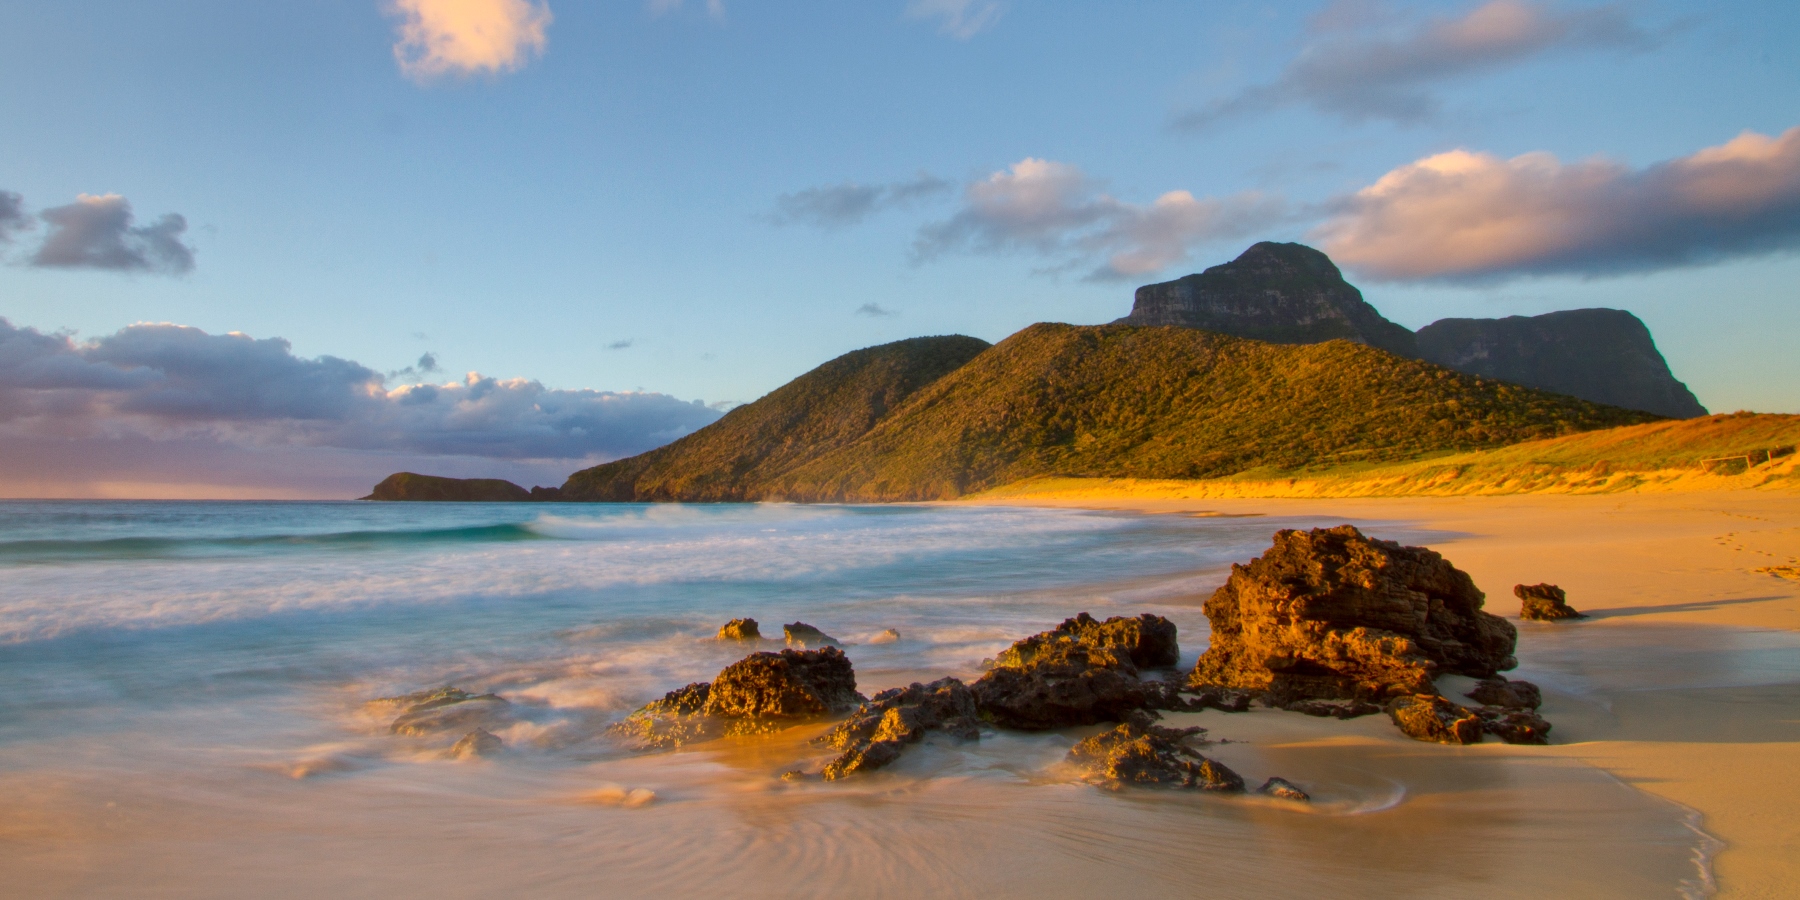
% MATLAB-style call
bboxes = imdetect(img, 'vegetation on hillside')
[362,472,530,501]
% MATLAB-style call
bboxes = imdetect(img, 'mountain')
[568,324,1656,503]
[1414,309,1707,419]
[561,335,991,501]
[362,472,531,501]
[1117,242,1418,358]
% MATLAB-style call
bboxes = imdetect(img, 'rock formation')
[1465,676,1542,709]
[361,472,534,502]
[973,613,1183,729]
[1476,707,1552,745]
[1257,777,1310,801]
[705,647,862,719]
[1118,242,1419,358]
[608,682,717,750]
[1516,583,1587,621]
[1066,710,1245,792]
[452,728,504,759]
[783,622,840,648]
[718,618,761,640]
[370,687,513,737]
[1415,309,1706,419]
[1385,694,1484,745]
[816,678,981,780]
[995,612,1180,670]
[1190,525,1518,704]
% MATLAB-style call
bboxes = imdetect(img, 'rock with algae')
[972,613,1184,729]
[782,622,841,648]
[1067,711,1245,792]
[611,648,865,749]
[718,618,762,640]
[816,677,981,779]
[1385,694,1483,745]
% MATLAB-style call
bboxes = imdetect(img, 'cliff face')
[1414,310,1706,419]
[1118,242,1418,358]
[362,472,531,501]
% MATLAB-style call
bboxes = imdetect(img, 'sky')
[2,0,1798,498]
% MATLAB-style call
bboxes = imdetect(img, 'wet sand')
[966,490,1800,898]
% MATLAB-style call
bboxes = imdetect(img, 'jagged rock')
[867,628,901,645]
[606,682,720,750]
[452,728,504,759]
[1477,707,1552,745]
[1067,711,1245,792]
[1283,698,1383,719]
[1465,677,1542,710]
[705,647,863,719]
[1190,525,1518,704]
[974,638,1149,730]
[1516,583,1587,621]
[1258,777,1311,801]
[1415,309,1706,419]
[719,618,761,641]
[783,622,840,648]
[998,612,1180,670]
[1118,242,1418,358]
[817,678,980,779]
[371,687,512,737]
[1386,694,1483,745]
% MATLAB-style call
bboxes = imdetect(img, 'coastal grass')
[969,412,1800,500]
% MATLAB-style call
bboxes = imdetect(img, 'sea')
[0,500,1737,898]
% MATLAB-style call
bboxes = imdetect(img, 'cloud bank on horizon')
[0,317,722,496]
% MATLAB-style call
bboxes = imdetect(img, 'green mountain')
[362,472,531,501]
[561,334,992,501]
[563,323,1657,503]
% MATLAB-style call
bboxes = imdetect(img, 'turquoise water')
[0,501,1722,898]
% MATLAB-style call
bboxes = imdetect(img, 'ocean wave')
[0,522,543,562]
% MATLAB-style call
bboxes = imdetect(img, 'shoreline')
[961,488,1800,898]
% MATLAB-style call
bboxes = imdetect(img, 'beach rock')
[704,647,863,720]
[1283,698,1383,719]
[818,678,980,780]
[451,728,504,759]
[1386,694,1484,745]
[1465,677,1542,710]
[719,618,762,641]
[867,628,901,645]
[1258,777,1311,801]
[997,612,1180,670]
[607,682,721,750]
[1190,525,1518,704]
[973,637,1149,730]
[1477,707,1553,745]
[372,687,512,737]
[783,622,841,648]
[1516,583,1587,621]
[1067,711,1245,792]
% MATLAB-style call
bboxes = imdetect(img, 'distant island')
[363,242,1771,504]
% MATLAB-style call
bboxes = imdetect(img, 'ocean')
[0,500,1724,898]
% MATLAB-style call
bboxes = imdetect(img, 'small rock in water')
[783,622,840,648]
[1477,706,1553,745]
[1464,677,1542,710]
[706,647,863,720]
[1067,710,1244,792]
[582,785,657,808]
[718,618,761,641]
[1386,694,1483,745]
[452,728,504,759]
[866,628,901,645]
[817,677,980,780]
[371,687,511,737]
[1282,698,1383,719]
[1257,777,1310,802]
[1515,583,1587,621]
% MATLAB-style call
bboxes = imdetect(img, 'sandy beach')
[968,488,1800,898]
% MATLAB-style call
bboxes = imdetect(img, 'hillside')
[561,335,991,501]
[972,413,1800,500]
[591,323,1653,503]
[362,472,531,501]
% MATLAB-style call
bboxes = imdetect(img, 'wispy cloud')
[607,339,634,350]
[913,158,1286,280]
[1314,126,1800,282]
[0,191,28,244]
[389,0,552,82]
[28,193,194,275]
[906,0,1004,40]
[1177,0,1650,130]
[647,0,726,21]
[855,303,897,317]
[771,174,952,229]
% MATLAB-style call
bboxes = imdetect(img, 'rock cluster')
[1066,711,1245,792]
[1516,583,1587,621]
[973,614,1181,730]
[1191,525,1518,704]
[816,678,981,780]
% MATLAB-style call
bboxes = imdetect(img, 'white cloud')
[1178,0,1649,129]
[1313,126,1800,281]
[29,193,194,274]
[906,0,1004,40]
[913,159,1286,280]
[389,0,553,82]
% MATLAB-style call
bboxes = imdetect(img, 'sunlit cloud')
[29,193,194,275]
[1314,126,1800,281]
[389,0,553,82]
[906,0,1004,40]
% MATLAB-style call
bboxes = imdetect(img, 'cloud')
[29,194,194,274]
[647,0,726,21]
[0,191,28,244]
[1177,0,1650,129]
[0,318,722,466]
[771,174,952,229]
[1313,126,1800,282]
[389,0,552,81]
[906,0,1004,40]
[855,303,897,317]
[913,158,1286,280]
[607,339,633,350]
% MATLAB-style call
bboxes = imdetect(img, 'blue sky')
[2,0,1798,497]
